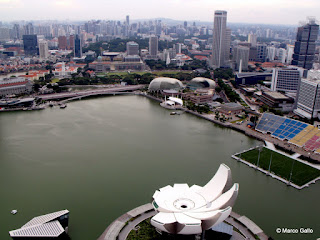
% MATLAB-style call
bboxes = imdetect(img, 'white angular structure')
[151,164,239,235]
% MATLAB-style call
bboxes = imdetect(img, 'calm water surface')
[0,95,319,240]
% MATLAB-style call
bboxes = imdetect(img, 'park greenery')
[238,147,320,186]
[127,218,231,240]
[217,79,241,102]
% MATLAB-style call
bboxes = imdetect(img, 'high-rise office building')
[24,23,34,35]
[225,28,231,62]
[74,34,82,58]
[39,41,49,60]
[68,35,75,50]
[126,41,139,55]
[13,24,21,40]
[126,15,130,26]
[248,34,257,47]
[58,36,68,50]
[294,71,320,119]
[233,46,249,71]
[256,43,267,62]
[212,10,227,68]
[292,18,319,70]
[267,46,276,61]
[271,67,303,93]
[23,35,38,56]
[278,48,287,64]
[286,44,294,64]
[149,35,158,58]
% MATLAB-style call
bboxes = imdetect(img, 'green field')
[237,147,320,186]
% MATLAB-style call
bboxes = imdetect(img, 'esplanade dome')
[187,77,216,89]
[148,77,184,91]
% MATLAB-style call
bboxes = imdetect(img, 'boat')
[170,112,177,115]
[11,210,18,215]
[60,104,67,109]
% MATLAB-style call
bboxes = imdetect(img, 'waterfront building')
[271,67,303,93]
[151,164,238,235]
[9,210,69,239]
[0,77,33,97]
[39,40,49,60]
[23,34,38,56]
[219,102,243,115]
[233,46,249,71]
[148,77,183,92]
[183,89,214,104]
[126,41,139,56]
[74,34,82,58]
[212,10,228,68]
[292,18,319,70]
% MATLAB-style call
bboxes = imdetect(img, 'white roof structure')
[9,210,69,238]
[168,97,183,105]
[148,77,184,91]
[10,221,65,237]
[188,77,216,89]
[151,164,238,235]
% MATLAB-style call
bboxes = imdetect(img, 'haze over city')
[0,0,320,25]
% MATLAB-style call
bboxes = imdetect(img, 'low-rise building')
[0,77,33,97]
[218,102,243,115]
[259,91,294,112]
[183,89,214,104]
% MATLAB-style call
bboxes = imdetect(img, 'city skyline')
[0,0,319,25]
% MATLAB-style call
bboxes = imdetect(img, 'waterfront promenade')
[98,203,268,240]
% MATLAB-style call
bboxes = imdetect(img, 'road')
[38,85,145,101]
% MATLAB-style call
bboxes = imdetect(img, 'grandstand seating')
[256,113,320,153]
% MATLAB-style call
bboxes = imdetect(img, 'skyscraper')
[39,41,49,60]
[58,36,68,50]
[74,34,82,58]
[294,72,320,119]
[292,18,319,70]
[149,35,158,58]
[248,34,257,47]
[23,35,38,56]
[212,10,227,68]
[233,46,249,71]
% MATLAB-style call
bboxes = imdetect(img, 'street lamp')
[256,145,262,169]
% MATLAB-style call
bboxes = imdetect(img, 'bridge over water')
[38,85,145,101]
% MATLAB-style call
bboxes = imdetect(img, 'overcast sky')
[0,0,319,25]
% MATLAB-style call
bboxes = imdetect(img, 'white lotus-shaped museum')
[151,164,239,235]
